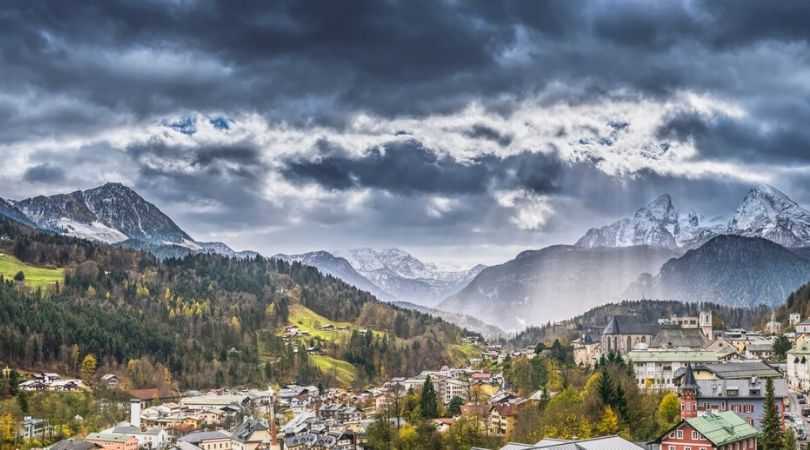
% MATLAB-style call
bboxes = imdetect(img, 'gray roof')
[698,361,781,379]
[497,436,644,450]
[696,378,788,399]
[652,328,707,349]
[50,439,101,450]
[602,316,658,336]
[178,431,231,444]
[232,417,268,442]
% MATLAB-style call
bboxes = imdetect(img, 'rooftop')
[685,411,758,446]
[626,349,718,363]
[602,316,659,336]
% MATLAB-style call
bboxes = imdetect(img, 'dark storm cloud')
[281,139,563,195]
[7,0,810,258]
[22,164,66,184]
[123,140,279,229]
[4,0,810,136]
[464,124,513,147]
[657,110,810,165]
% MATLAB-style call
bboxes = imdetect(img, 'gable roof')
[685,412,758,446]
[602,316,658,336]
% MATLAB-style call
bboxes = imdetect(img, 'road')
[788,390,807,449]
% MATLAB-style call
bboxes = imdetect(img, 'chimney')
[130,399,141,429]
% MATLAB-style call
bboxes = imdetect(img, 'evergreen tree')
[761,377,784,450]
[597,369,614,406]
[447,396,464,417]
[420,376,438,419]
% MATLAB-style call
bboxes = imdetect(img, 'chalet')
[101,374,120,388]
[655,412,758,450]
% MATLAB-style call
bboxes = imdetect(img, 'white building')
[790,313,802,327]
[787,343,810,391]
[626,349,719,391]
[796,320,810,335]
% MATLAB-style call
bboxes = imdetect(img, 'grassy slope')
[310,354,359,386]
[285,303,385,343]
[0,253,63,287]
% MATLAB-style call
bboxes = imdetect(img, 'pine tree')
[421,375,438,419]
[597,369,614,406]
[761,377,784,450]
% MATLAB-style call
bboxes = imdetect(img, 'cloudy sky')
[3,1,810,266]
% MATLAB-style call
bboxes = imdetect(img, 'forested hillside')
[0,218,476,390]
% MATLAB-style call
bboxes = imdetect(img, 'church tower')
[679,363,698,418]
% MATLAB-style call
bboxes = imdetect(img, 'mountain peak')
[17,184,193,245]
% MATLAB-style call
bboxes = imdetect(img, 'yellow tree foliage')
[81,354,97,383]
[596,406,620,435]
[0,413,16,441]
[656,392,681,430]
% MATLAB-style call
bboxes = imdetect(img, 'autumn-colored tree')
[80,354,97,384]
[0,413,15,442]
[656,392,680,431]
[596,406,620,435]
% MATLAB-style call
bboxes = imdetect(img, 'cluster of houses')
[18,372,87,392]
[29,308,810,450]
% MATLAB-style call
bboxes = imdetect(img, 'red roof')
[128,388,161,401]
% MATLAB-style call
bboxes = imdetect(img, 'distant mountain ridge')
[439,244,678,330]
[576,184,810,250]
[274,248,484,307]
[8,183,252,259]
[273,251,392,300]
[625,235,810,308]
[316,248,485,307]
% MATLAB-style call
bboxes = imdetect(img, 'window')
[677,430,683,439]
[692,431,699,439]
[668,447,675,450]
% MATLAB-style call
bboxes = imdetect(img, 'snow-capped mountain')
[576,184,810,250]
[333,248,486,306]
[10,183,252,259]
[17,183,193,245]
[728,184,810,248]
[273,251,392,301]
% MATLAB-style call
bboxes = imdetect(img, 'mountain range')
[275,248,484,306]
[576,184,810,250]
[5,181,810,332]
[443,184,810,329]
